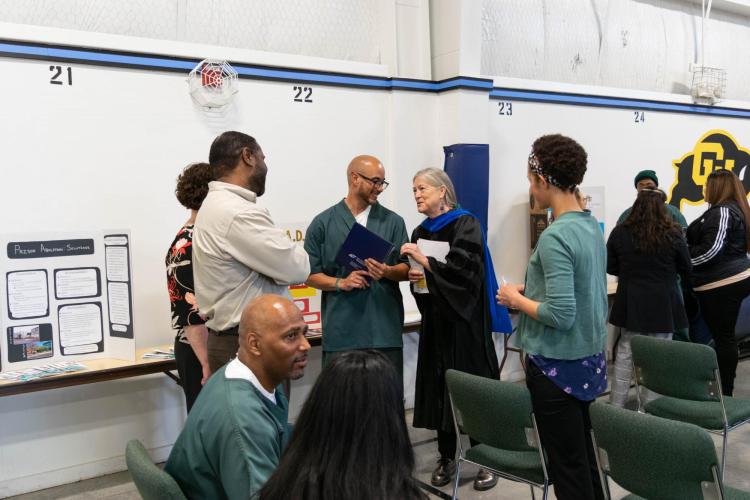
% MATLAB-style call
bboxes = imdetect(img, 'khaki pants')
[610,330,672,408]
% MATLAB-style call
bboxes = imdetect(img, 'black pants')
[437,430,479,460]
[174,339,204,413]
[696,276,750,396]
[207,330,239,374]
[526,360,604,500]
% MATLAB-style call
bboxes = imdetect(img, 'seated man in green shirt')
[165,294,311,500]
[617,169,687,229]
[304,155,409,383]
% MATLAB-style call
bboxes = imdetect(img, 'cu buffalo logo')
[668,130,750,210]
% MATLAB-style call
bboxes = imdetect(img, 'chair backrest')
[736,295,750,340]
[445,369,537,452]
[631,335,720,401]
[590,403,723,500]
[126,440,187,500]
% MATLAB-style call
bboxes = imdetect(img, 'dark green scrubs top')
[165,366,289,500]
[305,200,409,352]
[617,203,687,228]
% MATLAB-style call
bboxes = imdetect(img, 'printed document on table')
[55,268,99,299]
[59,303,103,347]
[107,282,131,326]
[7,270,49,319]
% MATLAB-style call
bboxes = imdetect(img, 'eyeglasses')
[355,172,389,190]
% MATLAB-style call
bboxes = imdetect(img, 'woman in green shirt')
[497,134,607,500]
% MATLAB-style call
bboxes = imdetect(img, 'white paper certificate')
[59,303,103,347]
[107,282,131,326]
[105,246,129,282]
[55,268,99,299]
[413,239,450,294]
[7,270,49,319]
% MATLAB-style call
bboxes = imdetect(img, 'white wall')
[481,0,750,101]
[485,76,750,378]
[3,3,750,496]
[0,23,439,496]
[0,0,433,79]
[0,0,381,64]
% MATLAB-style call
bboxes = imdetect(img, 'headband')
[528,153,577,190]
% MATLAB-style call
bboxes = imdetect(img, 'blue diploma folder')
[335,223,395,275]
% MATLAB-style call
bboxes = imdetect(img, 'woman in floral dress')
[166,162,213,412]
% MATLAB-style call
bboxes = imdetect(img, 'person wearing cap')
[617,170,687,228]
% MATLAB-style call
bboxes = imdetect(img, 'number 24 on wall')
[49,65,73,86]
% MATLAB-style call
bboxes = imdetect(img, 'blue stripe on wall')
[0,40,491,92]
[1,39,748,117]
[490,88,750,119]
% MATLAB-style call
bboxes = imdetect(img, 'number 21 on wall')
[49,65,73,86]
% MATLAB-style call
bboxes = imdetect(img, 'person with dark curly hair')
[258,350,425,500]
[497,134,607,500]
[607,189,692,407]
[166,162,213,412]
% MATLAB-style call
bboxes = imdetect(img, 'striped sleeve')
[690,206,729,266]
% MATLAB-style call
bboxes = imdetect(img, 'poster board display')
[528,193,550,250]
[280,222,322,330]
[0,230,135,372]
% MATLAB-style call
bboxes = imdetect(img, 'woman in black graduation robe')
[401,168,501,490]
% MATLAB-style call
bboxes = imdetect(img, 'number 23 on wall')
[498,101,513,116]
[49,65,73,86]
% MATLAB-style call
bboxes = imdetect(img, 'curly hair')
[530,134,588,192]
[175,162,213,210]
[623,189,681,253]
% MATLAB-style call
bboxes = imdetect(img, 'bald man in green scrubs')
[304,155,409,383]
[165,295,310,500]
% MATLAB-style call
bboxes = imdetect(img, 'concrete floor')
[9,361,750,500]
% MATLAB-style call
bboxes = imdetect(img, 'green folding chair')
[445,369,550,500]
[589,402,750,500]
[125,439,187,500]
[630,335,750,480]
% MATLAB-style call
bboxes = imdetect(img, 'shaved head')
[346,155,386,206]
[239,294,302,342]
[347,155,384,185]
[238,294,310,388]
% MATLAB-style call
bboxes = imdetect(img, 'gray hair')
[413,167,458,209]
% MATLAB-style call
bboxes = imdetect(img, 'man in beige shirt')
[194,131,310,372]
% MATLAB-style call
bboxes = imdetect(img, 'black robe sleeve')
[423,216,485,323]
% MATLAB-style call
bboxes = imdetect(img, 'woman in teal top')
[498,134,607,500]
